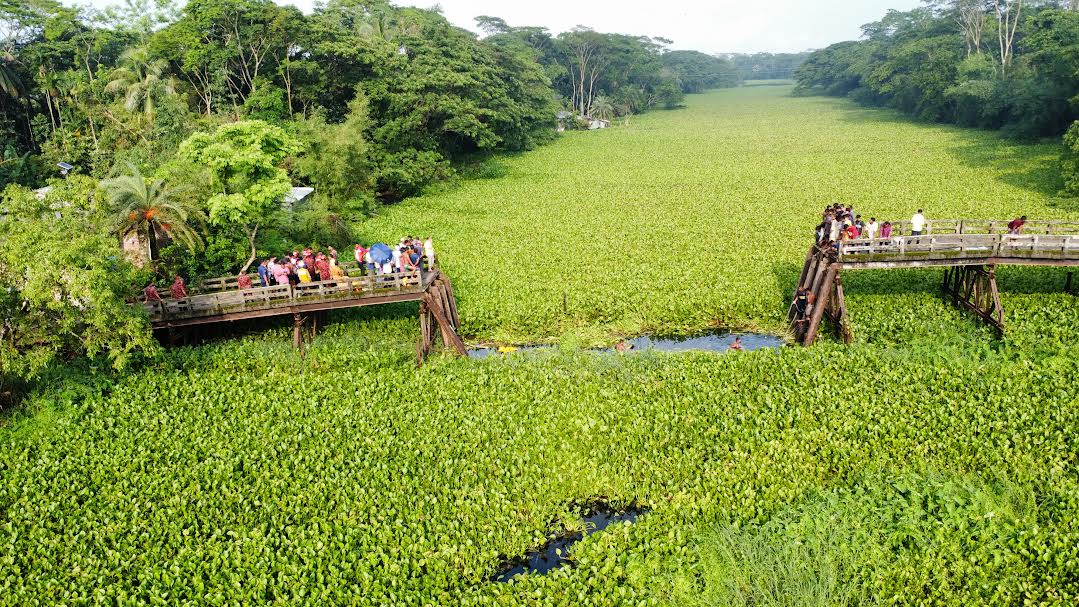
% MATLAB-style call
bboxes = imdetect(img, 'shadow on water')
[493,504,649,583]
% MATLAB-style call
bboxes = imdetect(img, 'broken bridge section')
[789,220,1079,345]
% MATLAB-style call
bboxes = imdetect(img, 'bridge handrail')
[837,233,1079,260]
[199,260,367,292]
[882,218,1079,237]
[143,270,428,322]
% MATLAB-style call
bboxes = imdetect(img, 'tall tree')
[179,120,299,273]
[994,0,1023,73]
[104,46,174,120]
[101,162,205,264]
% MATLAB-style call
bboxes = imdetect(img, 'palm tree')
[102,163,206,265]
[104,47,175,121]
[0,53,22,99]
[590,96,615,121]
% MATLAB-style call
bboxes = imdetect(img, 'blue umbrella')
[369,242,393,264]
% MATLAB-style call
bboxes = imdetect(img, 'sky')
[385,0,926,54]
[82,0,925,54]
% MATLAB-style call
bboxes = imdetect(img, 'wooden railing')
[199,260,367,292]
[838,233,1079,261]
[144,270,428,322]
[880,219,1079,237]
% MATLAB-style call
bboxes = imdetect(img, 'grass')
[2,87,1079,605]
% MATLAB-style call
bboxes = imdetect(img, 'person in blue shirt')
[257,260,270,288]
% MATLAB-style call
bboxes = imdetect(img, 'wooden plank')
[425,291,468,356]
[802,265,838,346]
[834,276,852,344]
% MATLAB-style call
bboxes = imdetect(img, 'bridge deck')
[836,233,1079,269]
[143,270,434,329]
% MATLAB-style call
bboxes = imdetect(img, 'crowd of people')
[254,237,435,288]
[814,203,907,246]
[816,205,1031,248]
[142,236,437,302]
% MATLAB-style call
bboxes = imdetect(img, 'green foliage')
[242,78,289,122]
[290,91,373,214]
[1064,121,1079,197]
[0,176,157,393]
[673,472,1065,606]
[795,6,1079,140]
[179,120,298,227]
[2,336,1078,603]
[662,50,739,93]
[100,162,206,263]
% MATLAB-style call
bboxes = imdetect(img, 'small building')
[587,118,610,130]
[282,186,314,212]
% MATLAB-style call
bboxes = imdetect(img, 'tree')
[104,46,175,120]
[179,120,299,273]
[956,0,988,56]
[994,0,1023,74]
[1063,121,1079,196]
[589,95,614,120]
[560,28,605,116]
[0,177,158,397]
[101,162,205,265]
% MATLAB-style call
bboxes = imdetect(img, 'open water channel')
[468,331,785,359]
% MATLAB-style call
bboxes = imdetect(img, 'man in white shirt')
[391,246,402,272]
[911,209,926,236]
[423,236,435,270]
[866,217,879,240]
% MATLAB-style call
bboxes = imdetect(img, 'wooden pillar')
[802,265,838,346]
[292,312,305,356]
[833,275,853,344]
[790,250,819,322]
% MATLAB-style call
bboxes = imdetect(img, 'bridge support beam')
[942,265,1004,335]
[416,274,467,365]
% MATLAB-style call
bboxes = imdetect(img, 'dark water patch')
[493,504,648,583]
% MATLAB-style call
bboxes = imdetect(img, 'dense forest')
[0,0,739,396]
[726,52,810,81]
[794,1,1079,194]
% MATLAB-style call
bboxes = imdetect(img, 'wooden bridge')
[139,269,466,364]
[790,219,1079,345]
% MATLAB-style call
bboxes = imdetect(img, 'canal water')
[468,332,785,359]
[493,506,647,583]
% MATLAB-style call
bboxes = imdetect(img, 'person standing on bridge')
[880,221,893,239]
[272,259,289,286]
[143,282,161,303]
[866,217,879,240]
[911,209,926,236]
[237,272,253,290]
[316,253,332,283]
[257,260,270,288]
[424,236,436,270]
[169,275,188,299]
[1008,216,1027,235]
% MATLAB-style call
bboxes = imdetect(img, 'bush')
[1064,121,1079,197]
